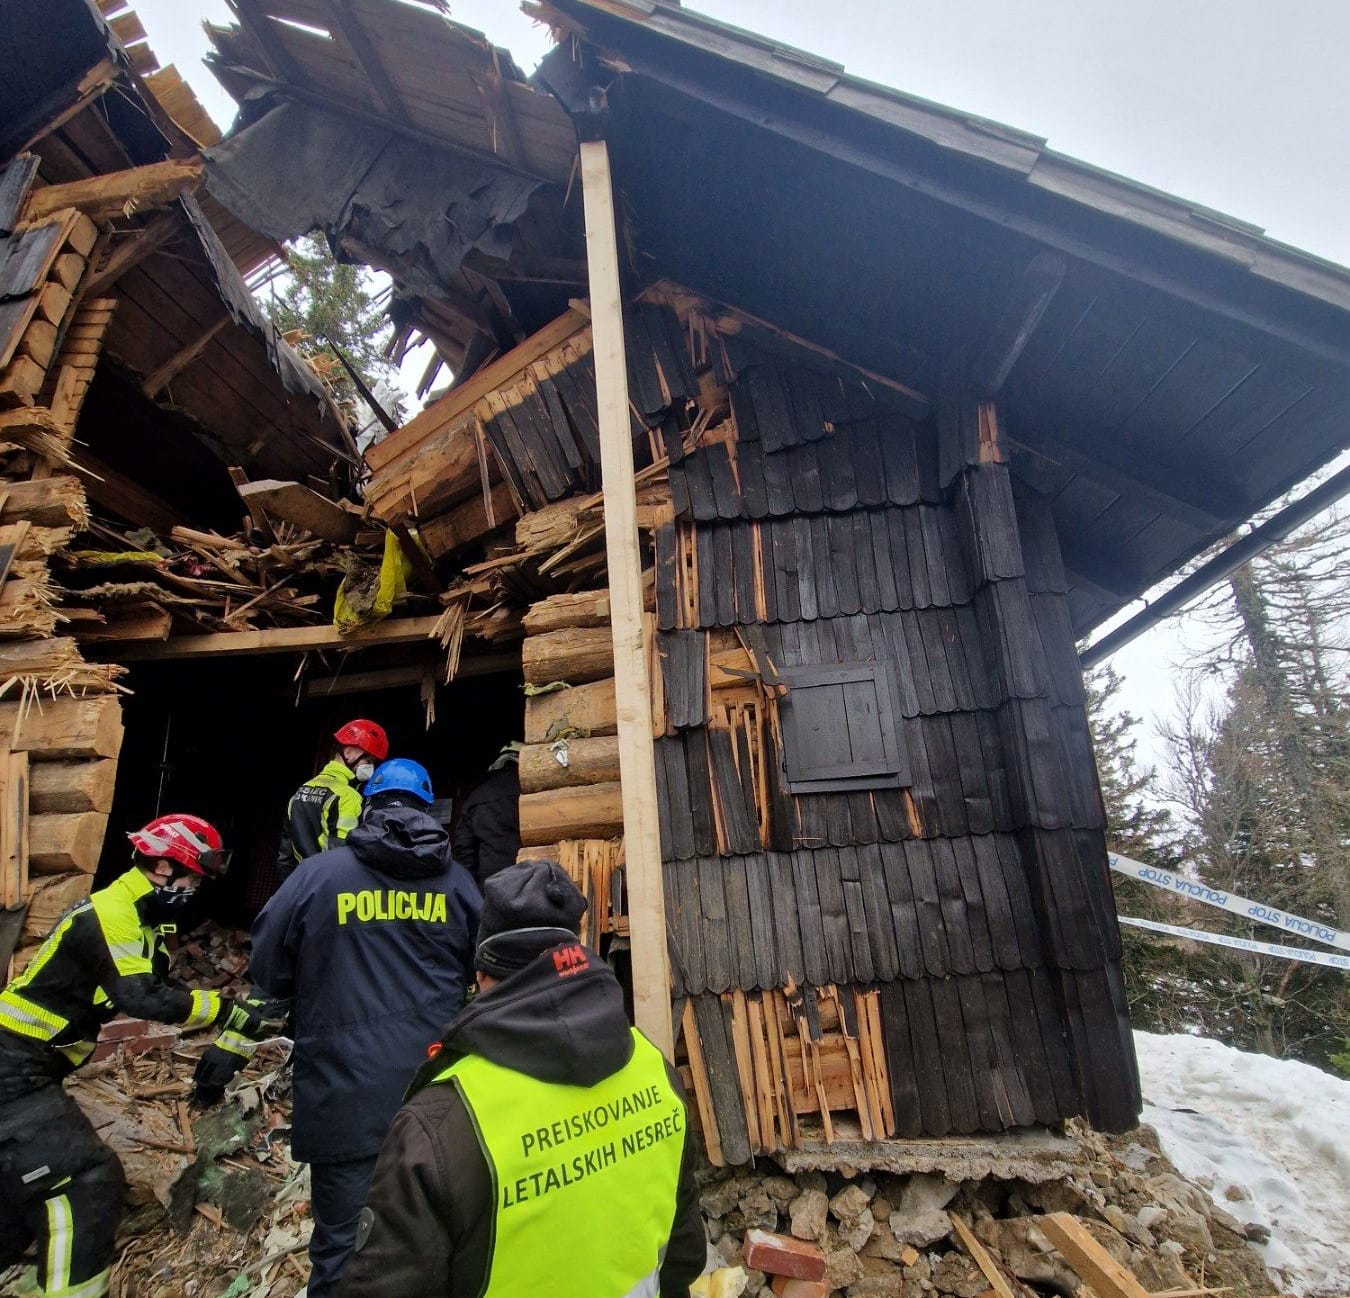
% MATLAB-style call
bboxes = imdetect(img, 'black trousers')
[0,1082,124,1296]
[308,1154,378,1298]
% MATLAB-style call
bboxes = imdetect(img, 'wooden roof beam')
[108,613,446,660]
[226,0,304,85]
[325,0,412,125]
[1009,425,1234,534]
[141,316,231,398]
[23,158,203,223]
[972,251,1066,395]
[81,211,180,297]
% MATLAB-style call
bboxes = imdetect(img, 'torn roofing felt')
[203,95,543,303]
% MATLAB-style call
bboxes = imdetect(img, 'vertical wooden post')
[0,749,27,908]
[579,138,674,1057]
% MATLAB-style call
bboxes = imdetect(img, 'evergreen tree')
[1085,663,1173,867]
[265,234,402,417]
[1156,513,1350,1066]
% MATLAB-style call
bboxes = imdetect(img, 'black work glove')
[192,1044,246,1106]
[215,993,288,1042]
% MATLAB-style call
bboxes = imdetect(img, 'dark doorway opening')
[96,653,523,924]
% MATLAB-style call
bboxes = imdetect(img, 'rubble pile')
[0,927,307,1298]
[697,1119,1277,1298]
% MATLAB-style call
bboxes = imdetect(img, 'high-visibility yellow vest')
[434,1027,686,1298]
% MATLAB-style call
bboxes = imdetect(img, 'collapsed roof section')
[199,0,1350,637]
[203,0,585,384]
[1,0,355,494]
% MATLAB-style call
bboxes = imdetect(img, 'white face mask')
[354,760,377,783]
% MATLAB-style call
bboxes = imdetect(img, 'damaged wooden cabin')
[0,0,382,971]
[196,0,1350,1163]
[4,0,1349,1173]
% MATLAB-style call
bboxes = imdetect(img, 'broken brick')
[744,1228,827,1282]
[769,1279,828,1298]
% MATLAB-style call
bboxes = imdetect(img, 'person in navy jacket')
[249,758,480,1298]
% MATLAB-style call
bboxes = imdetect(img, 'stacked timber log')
[0,157,138,969]
[519,588,623,841]
[1,695,124,971]
[517,586,628,941]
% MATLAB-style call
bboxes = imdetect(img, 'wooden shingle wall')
[656,350,1139,1158]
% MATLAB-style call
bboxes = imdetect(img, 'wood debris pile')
[57,522,372,641]
[1,927,310,1298]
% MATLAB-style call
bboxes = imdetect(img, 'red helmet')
[334,719,389,761]
[128,814,230,877]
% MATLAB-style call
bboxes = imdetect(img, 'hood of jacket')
[346,805,453,881]
[410,942,632,1093]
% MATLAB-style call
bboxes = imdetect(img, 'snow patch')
[1135,1030,1350,1297]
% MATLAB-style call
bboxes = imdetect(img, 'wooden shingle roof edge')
[553,0,1350,320]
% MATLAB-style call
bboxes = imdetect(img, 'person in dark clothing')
[248,758,480,1298]
[339,860,706,1298]
[0,816,279,1298]
[452,741,521,885]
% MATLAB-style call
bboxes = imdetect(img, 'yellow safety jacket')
[0,868,219,1077]
[432,1028,686,1298]
[276,760,364,877]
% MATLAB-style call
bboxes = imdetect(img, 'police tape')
[1108,852,1349,953]
[1117,916,1350,971]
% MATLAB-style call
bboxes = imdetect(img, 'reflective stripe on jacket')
[276,760,364,878]
[0,869,219,1085]
[432,1028,684,1298]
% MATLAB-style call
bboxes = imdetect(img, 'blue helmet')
[363,758,433,805]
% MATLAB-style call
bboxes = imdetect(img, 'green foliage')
[1142,517,1350,1072]
[264,234,400,415]
[1086,662,1174,864]
[1330,1039,1350,1077]
[1097,515,1350,1074]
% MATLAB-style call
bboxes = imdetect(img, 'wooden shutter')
[779,662,909,792]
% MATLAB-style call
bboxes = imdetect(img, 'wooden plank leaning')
[580,137,672,1056]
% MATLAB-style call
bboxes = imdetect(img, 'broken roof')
[1,0,355,489]
[201,0,1350,634]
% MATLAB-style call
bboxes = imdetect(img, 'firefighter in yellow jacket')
[275,719,389,882]
[0,815,283,1298]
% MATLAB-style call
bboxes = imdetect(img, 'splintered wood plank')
[237,479,358,543]
[728,990,761,1152]
[1038,1213,1152,1298]
[23,158,203,222]
[681,999,724,1166]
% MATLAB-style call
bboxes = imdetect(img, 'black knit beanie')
[474,860,587,978]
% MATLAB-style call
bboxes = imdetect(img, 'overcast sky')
[131,0,1350,770]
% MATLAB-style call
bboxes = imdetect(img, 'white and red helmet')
[128,814,230,877]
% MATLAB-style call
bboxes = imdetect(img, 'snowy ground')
[1135,1031,1350,1297]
